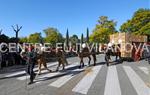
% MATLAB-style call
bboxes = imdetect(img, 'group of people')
[20,46,69,85]
[1,42,150,85]
[0,52,24,69]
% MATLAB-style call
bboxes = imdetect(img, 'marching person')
[105,43,112,66]
[56,47,68,71]
[21,47,37,85]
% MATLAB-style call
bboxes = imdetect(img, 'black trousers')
[26,62,36,82]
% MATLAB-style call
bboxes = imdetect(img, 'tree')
[12,24,22,43]
[90,16,117,43]
[0,34,9,43]
[19,37,28,43]
[28,32,42,43]
[43,27,64,45]
[120,8,150,34]
[81,33,84,44]
[120,8,150,41]
[134,22,150,41]
[9,37,19,43]
[86,28,89,43]
[70,35,79,45]
[0,29,2,35]
[66,29,69,48]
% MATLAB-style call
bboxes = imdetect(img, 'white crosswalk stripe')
[49,68,84,88]
[5,71,26,78]
[17,63,78,81]
[37,63,78,80]
[5,62,58,78]
[104,66,121,95]
[72,65,102,94]
[16,62,58,80]
[123,66,150,95]
[138,67,149,75]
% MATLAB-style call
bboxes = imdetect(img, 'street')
[0,54,150,95]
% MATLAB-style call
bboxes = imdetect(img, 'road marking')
[104,66,121,95]
[72,65,102,94]
[5,62,58,78]
[16,62,58,80]
[49,68,84,88]
[17,70,49,80]
[5,71,26,77]
[124,66,150,95]
[138,67,149,75]
[17,63,78,81]
[38,64,77,80]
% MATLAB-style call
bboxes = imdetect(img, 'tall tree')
[0,34,9,43]
[66,28,69,48]
[90,16,117,43]
[120,8,150,41]
[0,29,2,35]
[120,8,150,34]
[28,32,42,43]
[81,33,84,44]
[86,28,89,43]
[12,24,22,43]
[9,37,19,43]
[43,27,64,45]
[70,34,79,45]
[19,37,28,43]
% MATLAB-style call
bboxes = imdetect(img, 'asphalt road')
[0,54,150,95]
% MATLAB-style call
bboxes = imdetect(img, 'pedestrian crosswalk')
[104,66,121,95]
[72,65,102,94]
[4,62,58,78]
[49,68,84,88]
[138,67,149,75]
[3,61,150,95]
[124,66,150,95]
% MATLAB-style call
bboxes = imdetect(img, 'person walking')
[21,47,37,85]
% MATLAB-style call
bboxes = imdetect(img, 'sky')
[0,0,149,38]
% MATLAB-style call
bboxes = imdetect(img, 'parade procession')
[0,0,150,95]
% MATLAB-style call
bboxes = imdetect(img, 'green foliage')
[90,16,117,43]
[19,37,28,43]
[28,32,42,43]
[66,29,69,47]
[86,28,89,43]
[70,34,79,45]
[9,37,18,43]
[0,34,9,43]
[44,27,64,45]
[120,8,150,34]
[134,22,150,35]
[81,33,84,43]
